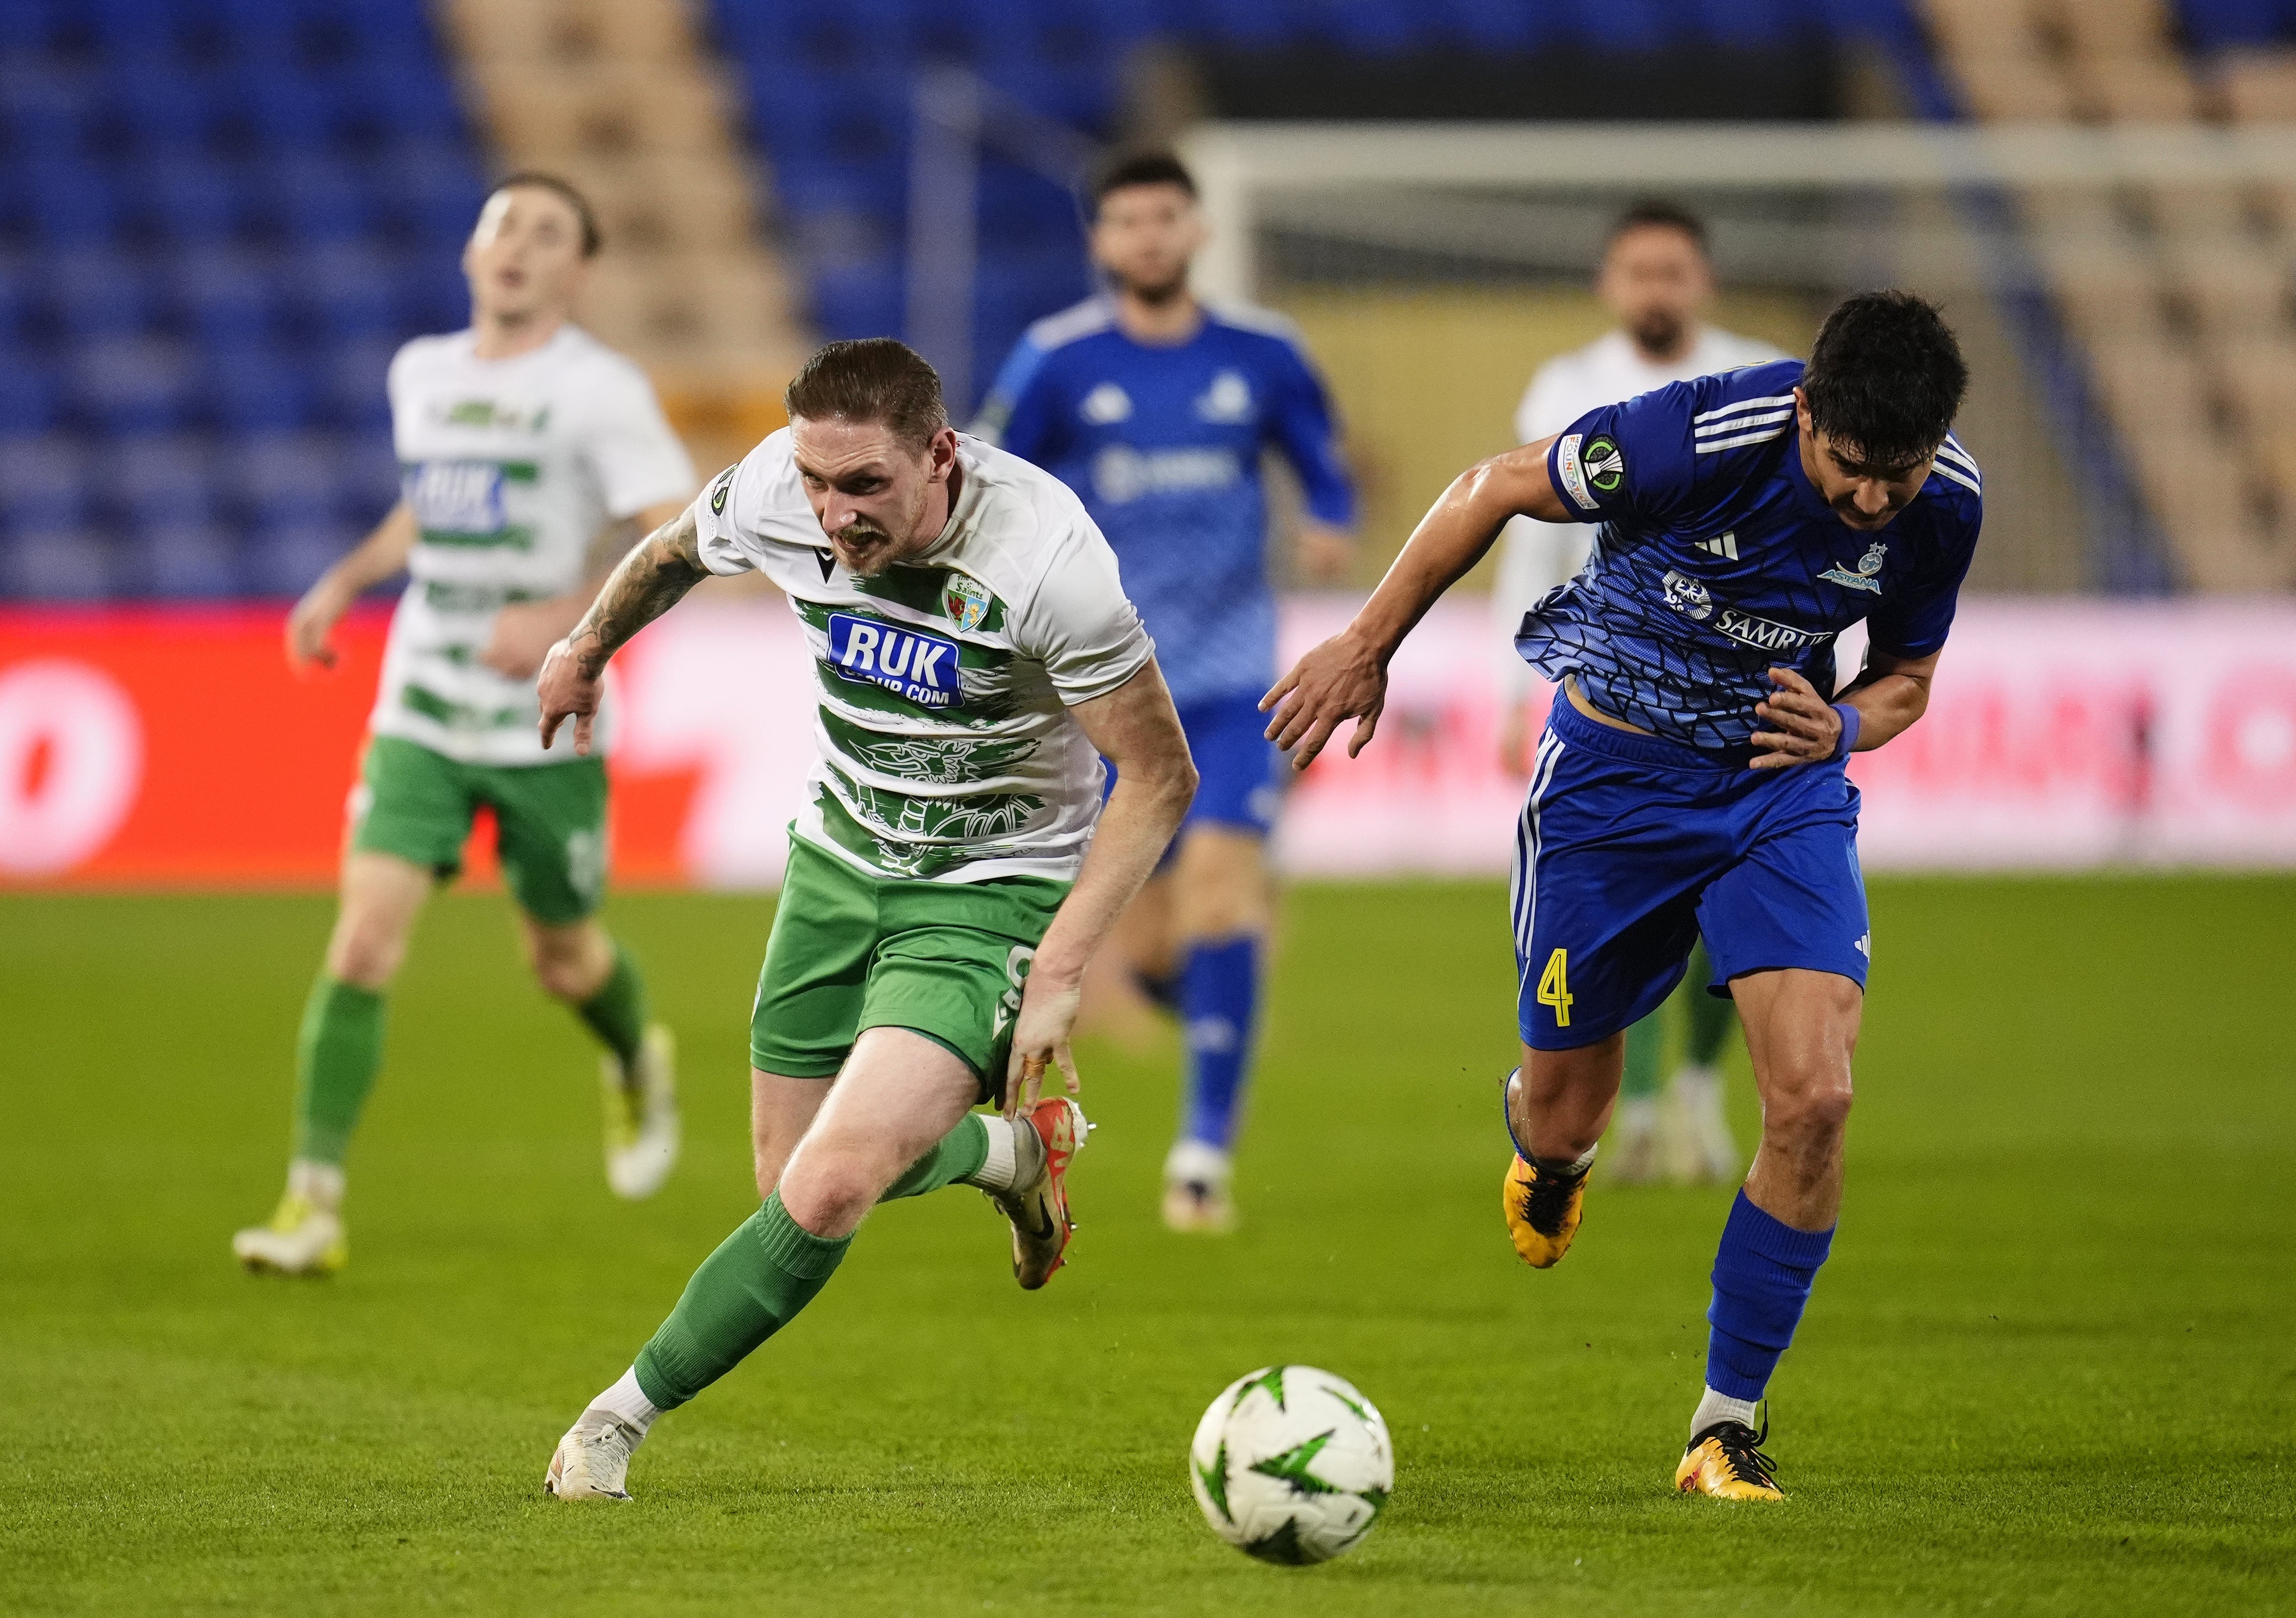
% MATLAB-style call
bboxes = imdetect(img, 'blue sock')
[1179,936,1260,1151]
[1705,1190,1835,1401]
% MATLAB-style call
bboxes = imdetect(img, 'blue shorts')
[1109,692,1285,862]
[1511,697,1870,1050]
[1178,691,1285,836]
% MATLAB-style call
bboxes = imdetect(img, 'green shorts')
[351,734,608,925]
[752,836,1069,1102]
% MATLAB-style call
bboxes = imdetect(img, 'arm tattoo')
[567,509,706,674]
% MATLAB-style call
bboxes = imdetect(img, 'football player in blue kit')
[1265,292,1979,1499]
[975,152,1358,1233]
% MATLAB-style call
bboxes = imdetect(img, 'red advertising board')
[6,597,2296,887]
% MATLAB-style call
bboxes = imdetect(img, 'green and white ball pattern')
[1188,1365,1394,1565]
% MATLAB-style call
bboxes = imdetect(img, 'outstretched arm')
[1004,658,1197,1112]
[1261,434,1571,769]
[535,505,708,754]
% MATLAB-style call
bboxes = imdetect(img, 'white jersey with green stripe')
[694,429,1155,884]
[372,324,695,765]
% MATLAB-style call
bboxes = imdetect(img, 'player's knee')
[1765,1076,1853,1146]
[776,1147,878,1234]
[325,919,405,989]
[526,926,608,1002]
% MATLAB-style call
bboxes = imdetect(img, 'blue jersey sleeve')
[973,335,1061,465]
[1866,497,1981,657]
[1262,338,1356,528]
[1544,382,1700,532]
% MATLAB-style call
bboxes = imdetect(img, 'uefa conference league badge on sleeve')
[1555,433,1624,512]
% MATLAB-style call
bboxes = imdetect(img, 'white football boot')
[1669,1064,1740,1183]
[1161,1138,1237,1234]
[603,1025,680,1200]
[544,1409,645,1501]
[1606,1096,1664,1185]
[231,1161,348,1276]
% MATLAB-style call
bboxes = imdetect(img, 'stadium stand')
[1922,0,2296,589]
[0,0,488,601]
[703,0,1929,427]
[5,0,2289,600]
[434,0,807,477]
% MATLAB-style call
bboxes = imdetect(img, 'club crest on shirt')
[943,571,992,633]
[1194,369,1254,423]
[1660,569,1714,621]
[1080,382,1132,425]
[1819,539,1889,593]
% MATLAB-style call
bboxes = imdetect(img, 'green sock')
[632,1191,852,1410]
[577,943,648,1073]
[879,1113,990,1202]
[1683,941,1737,1066]
[292,975,387,1165]
[1621,1006,1666,1101]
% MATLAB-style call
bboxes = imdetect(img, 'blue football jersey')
[1519,359,1983,751]
[975,297,1356,709]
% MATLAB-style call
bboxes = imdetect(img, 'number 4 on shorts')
[1536,948,1573,1028]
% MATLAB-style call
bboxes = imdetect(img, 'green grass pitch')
[3,877,2292,1616]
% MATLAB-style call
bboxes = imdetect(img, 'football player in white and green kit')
[231,175,697,1276]
[533,338,1197,1501]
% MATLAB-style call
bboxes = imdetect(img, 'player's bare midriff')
[1563,674,1653,736]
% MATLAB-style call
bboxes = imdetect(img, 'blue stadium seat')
[0,434,90,533]
[139,156,256,245]
[248,517,349,597]
[319,335,398,435]
[268,157,381,246]
[0,364,61,435]
[47,251,159,341]
[21,159,126,250]
[110,434,217,533]
[205,352,319,433]
[0,69,93,162]
[130,519,243,598]
[233,430,340,528]
[170,247,284,349]
[1690,0,1815,47]
[117,75,229,157]
[300,246,400,342]
[2178,0,2296,49]
[0,531,117,602]
[70,337,197,435]
[1552,0,1679,52]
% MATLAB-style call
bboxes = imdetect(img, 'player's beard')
[1122,270,1190,307]
[830,520,900,576]
[1627,307,1688,360]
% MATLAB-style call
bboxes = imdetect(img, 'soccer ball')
[1188,1365,1394,1565]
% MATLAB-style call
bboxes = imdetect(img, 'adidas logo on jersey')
[1694,532,1739,561]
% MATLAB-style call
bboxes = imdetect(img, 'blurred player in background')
[974,152,1357,1234]
[537,340,1196,1500]
[231,175,695,1277]
[1269,292,1979,1500]
[1495,200,1785,1186]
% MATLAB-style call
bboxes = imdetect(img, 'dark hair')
[783,337,949,451]
[1092,151,1197,215]
[490,171,602,257]
[1606,198,1709,254]
[1801,290,1969,470]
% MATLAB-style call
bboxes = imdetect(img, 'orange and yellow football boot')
[1502,1152,1590,1267]
[1675,1419,1785,1501]
[1500,1068,1591,1267]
